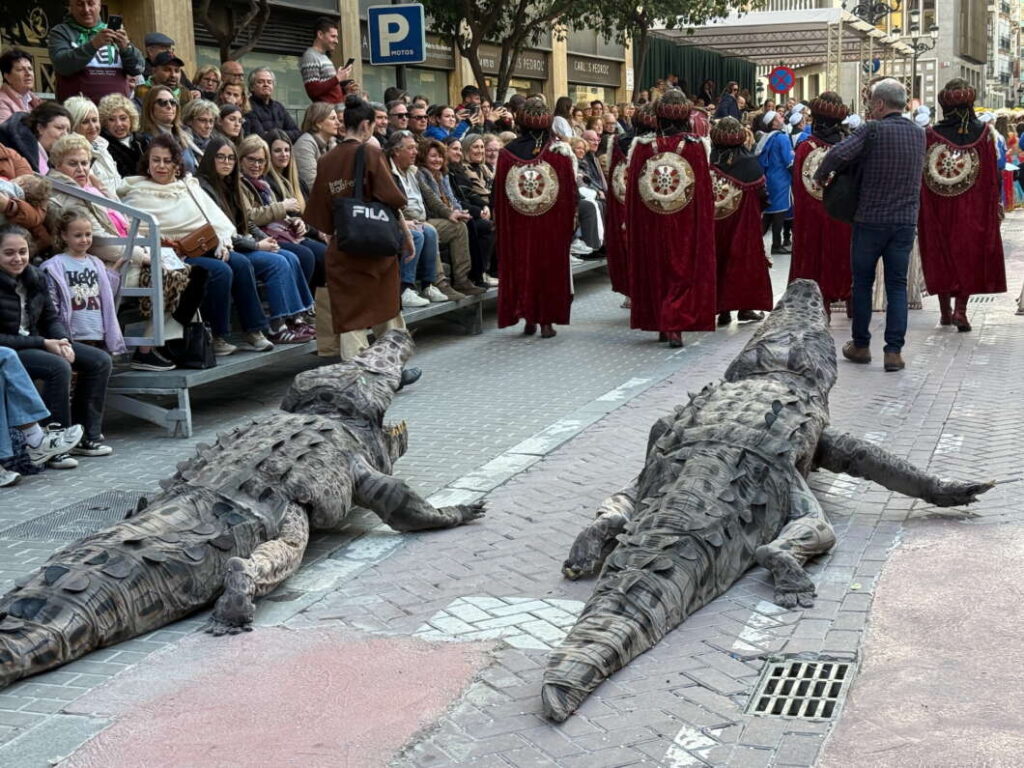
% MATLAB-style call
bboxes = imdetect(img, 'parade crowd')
[0,2,1012,488]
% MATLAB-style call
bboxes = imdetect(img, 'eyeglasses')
[390,112,408,118]
[214,153,236,162]
[408,114,427,120]
[155,98,178,107]
[242,156,266,166]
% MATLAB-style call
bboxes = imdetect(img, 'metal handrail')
[46,177,165,348]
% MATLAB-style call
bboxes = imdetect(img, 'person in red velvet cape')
[602,131,631,300]
[493,98,577,338]
[790,92,853,312]
[709,117,773,327]
[625,90,716,347]
[918,79,1007,332]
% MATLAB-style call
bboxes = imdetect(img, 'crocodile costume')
[0,330,484,690]
[543,279,992,721]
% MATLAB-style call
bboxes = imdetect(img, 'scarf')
[64,15,115,62]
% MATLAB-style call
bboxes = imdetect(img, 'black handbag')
[332,143,404,257]
[822,122,877,224]
[164,313,216,369]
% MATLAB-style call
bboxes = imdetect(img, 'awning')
[652,8,913,67]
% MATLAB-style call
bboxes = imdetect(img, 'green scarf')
[64,15,115,62]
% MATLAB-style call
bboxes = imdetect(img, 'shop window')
[361,64,398,103]
[405,69,449,107]
[570,84,610,105]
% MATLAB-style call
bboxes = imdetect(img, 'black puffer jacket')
[242,96,300,143]
[0,114,41,172]
[0,265,69,350]
[102,129,150,179]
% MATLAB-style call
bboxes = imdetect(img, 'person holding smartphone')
[300,16,355,104]
[48,0,144,103]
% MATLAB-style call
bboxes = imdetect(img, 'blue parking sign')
[367,4,426,66]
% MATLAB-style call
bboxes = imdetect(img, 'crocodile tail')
[0,617,82,689]
[542,546,704,721]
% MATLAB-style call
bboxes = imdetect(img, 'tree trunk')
[461,41,492,102]
[632,30,651,103]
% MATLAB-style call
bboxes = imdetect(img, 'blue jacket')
[424,122,470,142]
[756,131,794,214]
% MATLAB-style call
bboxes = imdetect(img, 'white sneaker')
[27,424,84,466]
[569,255,585,266]
[483,274,499,286]
[213,337,238,356]
[570,239,594,256]
[0,468,20,487]
[401,287,430,308]
[47,453,79,469]
[421,284,448,303]
[243,331,274,352]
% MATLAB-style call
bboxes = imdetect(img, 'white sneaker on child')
[0,468,20,487]
[27,424,84,466]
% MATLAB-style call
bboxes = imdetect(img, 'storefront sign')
[478,44,549,80]
[567,54,621,87]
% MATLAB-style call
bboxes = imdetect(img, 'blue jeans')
[246,249,313,319]
[0,347,50,459]
[403,225,438,286]
[186,253,266,335]
[278,238,327,287]
[850,223,915,353]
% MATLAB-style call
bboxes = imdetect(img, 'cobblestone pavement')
[0,221,1022,766]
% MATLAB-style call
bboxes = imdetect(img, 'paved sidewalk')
[0,221,1022,766]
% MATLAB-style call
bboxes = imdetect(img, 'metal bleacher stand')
[45,179,607,437]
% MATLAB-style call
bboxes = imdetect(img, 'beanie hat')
[809,92,849,122]
[710,117,746,147]
[938,81,976,109]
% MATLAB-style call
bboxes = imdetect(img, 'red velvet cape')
[604,142,629,295]
[712,169,774,313]
[626,135,716,332]
[494,144,576,327]
[789,137,853,303]
[918,125,1007,297]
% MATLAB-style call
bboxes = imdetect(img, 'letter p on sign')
[367,4,426,65]
[378,14,409,56]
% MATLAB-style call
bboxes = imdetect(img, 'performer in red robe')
[918,80,1007,332]
[494,99,577,338]
[709,117,773,326]
[789,92,854,309]
[626,90,716,346]
[602,134,631,298]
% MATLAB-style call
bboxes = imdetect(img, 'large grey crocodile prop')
[0,330,483,690]
[543,279,993,722]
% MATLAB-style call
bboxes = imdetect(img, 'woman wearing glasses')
[138,85,196,175]
[181,99,219,163]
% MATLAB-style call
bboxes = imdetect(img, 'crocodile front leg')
[205,504,310,636]
[562,478,638,580]
[755,473,836,609]
[352,457,485,531]
[816,429,995,507]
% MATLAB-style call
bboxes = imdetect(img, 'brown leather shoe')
[883,351,905,371]
[842,341,871,364]
[434,281,466,301]
[454,282,486,296]
[540,323,557,338]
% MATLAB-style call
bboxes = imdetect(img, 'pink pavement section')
[820,521,1024,767]
[60,626,491,768]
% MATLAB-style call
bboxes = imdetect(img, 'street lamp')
[892,7,938,100]
[843,1,902,27]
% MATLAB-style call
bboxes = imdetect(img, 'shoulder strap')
[182,177,214,228]
[352,143,367,201]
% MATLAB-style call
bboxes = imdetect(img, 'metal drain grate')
[747,658,855,719]
[0,490,146,541]
[967,295,996,304]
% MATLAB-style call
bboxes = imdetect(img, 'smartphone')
[107,14,122,31]
[344,57,355,68]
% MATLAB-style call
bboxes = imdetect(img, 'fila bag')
[332,143,404,257]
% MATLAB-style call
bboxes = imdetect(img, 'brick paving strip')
[0,228,1020,766]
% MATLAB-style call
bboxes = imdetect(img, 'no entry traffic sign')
[768,66,796,95]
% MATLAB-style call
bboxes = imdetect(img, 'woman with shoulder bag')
[120,135,271,357]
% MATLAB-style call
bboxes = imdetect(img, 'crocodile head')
[280,329,414,424]
[723,279,837,400]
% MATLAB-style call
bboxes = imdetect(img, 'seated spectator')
[195,136,312,346]
[120,134,274,358]
[583,115,602,133]
[386,100,409,133]
[40,207,126,358]
[0,49,42,124]
[221,60,244,88]
[138,85,197,175]
[570,105,586,135]
[415,138,485,295]
[411,94,429,110]
[386,132,465,302]
[243,68,300,141]
[0,224,113,467]
[617,103,634,131]
[215,104,244,147]
[552,96,574,141]
[445,135,495,286]
[217,80,249,113]
[424,104,472,141]
[194,65,221,101]
[237,135,327,289]
[293,102,338,194]
[300,17,354,104]
[0,346,85,485]
[98,93,147,179]
[568,136,606,256]
[263,129,328,250]
[714,82,741,120]
[407,104,428,137]
[590,100,605,117]
[371,102,389,146]
[2,173,51,252]
[0,101,72,173]
[600,113,621,149]
[181,99,218,162]
[141,33,192,89]
[383,86,408,106]
[497,130,517,146]
[135,51,192,110]
[48,0,144,103]
[483,133,501,172]
[64,95,121,196]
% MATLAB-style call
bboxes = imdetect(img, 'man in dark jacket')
[243,67,301,141]
[714,82,742,119]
